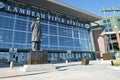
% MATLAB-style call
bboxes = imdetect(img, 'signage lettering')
[13,7,18,13]
[0,2,90,28]
[26,9,31,15]
[19,8,25,14]
[0,2,5,8]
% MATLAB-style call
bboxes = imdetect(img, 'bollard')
[81,58,89,65]
[10,61,13,69]
[111,61,114,66]
[97,58,99,62]
[66,59,68,65]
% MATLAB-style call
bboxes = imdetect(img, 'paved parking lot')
[0,60,120,80]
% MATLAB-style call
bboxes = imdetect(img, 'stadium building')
[92,8,120,59]
[0,0,102,64]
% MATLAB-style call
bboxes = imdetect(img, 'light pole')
[9,48,17,69]
[66,50,71,65]
[114,26,120,49]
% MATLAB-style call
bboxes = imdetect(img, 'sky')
[59,0,120,17]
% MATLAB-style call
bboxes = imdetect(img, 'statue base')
[19,64,56,72]
[28,51,48,64]
[19,51,56,72]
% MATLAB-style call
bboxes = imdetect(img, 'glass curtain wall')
[0,11,91,51]
[0,11,93,63]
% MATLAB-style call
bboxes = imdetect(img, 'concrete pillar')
[114,26,120,49]
[66,59,68,65]
[10,61,13,69]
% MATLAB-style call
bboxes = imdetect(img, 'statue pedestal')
[28,51,48,64]
[19,51,56,72]
[20,64,56,72]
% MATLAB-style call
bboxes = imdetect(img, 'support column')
[114,26,120,49]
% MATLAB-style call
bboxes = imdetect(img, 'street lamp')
[66,50,71,65]
[9,48,17,69]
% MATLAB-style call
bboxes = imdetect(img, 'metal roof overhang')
[15,0,102,22]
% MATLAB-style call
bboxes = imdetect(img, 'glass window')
[14,31,26,43]
[41,35,49,45]
[41,20,48,24]
[118,22,120,27]
[50,36,58,45]
[74,39,81,47]
[103,20,106,23]
[63,53,66,60]
[13,44,26,49]
[78,53,81,59]
[111,34,117,40]
[0,16,14,29]
[0,43,12,48]
[104,24,108,27]
[0,11,5,15]
[16,15,27,20]
[49,25,57,35]
[81,40,89,51]
[4,12,15,17]
[107,24,112,27]
[81,40,84,50]
[75,48,82,51]
[80,31,85,39]
[49,46,58,50]
[0,29,13,43]
[59,47,67,50]
[15,20,27,31]
[59,37,73,47]
[74,30,79,38]
[41,24,48,34]
[58,23,66,27]
[59,27,72,37]
[73,27,80,31]
[28,17,35,21]
[105,28,109,32]
[109,28,113,32]
[107,19,110,23]
[49,21,57,25]
[27,45,31,49]
[59,53,63,61]
[28,22,32,32]
[41,45,49,50]
[117,19,120,22]
[103,19,110,23]
[27,33,32,44]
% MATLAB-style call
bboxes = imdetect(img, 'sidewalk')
[0,68,20,80]
[0,60,120,80]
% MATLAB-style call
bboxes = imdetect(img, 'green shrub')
[113,60,120,66]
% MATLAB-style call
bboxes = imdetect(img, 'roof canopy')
[16,0,102,22]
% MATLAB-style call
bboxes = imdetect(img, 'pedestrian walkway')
[0,68,20,80]
[0,60,120,80]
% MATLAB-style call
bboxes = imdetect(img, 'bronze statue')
[31,18,42,51]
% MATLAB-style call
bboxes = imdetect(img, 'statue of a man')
[31,17,42,51]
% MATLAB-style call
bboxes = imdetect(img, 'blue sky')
[59,0,120,17]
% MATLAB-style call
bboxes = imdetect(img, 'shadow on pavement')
[0,71,50,79]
